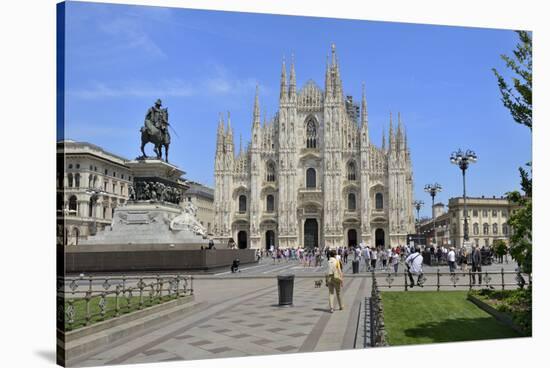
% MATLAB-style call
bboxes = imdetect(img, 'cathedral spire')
[361,82,368,128]
[324,54,333,98]
[253,84,261,127]
[389,112,395,152]
[382,127,386,151]
[239,133,243,155]
[280,56,287,102]
[226,111,234,156]
[397,112,404,152]
[289,53,297,100]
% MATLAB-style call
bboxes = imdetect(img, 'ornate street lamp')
[424,183,443,246]
[450,149,477,248]
[413,200,424,245]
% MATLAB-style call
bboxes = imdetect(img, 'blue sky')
[61,1,531,218]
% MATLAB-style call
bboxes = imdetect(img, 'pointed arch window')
[348,193,356,211]
[238,195,247,213]
[306,168,316,188]
[347,161,356,181]
[375,193,383,210]
[266,194,275,213]
[306,119,317,148]
[266,162,276,182]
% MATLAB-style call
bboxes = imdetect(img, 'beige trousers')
[327,278,343,310]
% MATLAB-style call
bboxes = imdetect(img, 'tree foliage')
[494,31,532,274]
[492,30,532,130]
[491,239,508,259]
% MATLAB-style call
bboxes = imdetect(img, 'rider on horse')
[144,99,169,142]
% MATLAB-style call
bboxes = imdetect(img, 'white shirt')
[405,252,423,273]
[447,250,456,262]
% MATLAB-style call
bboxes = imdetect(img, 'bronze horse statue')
[140,107,171,162]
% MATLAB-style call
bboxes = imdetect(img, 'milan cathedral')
[214,44,415,250]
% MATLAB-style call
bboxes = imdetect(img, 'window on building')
[68,196,77,215]
[473,209,478,217]
[483,210,488,217]
[105,169,108,175]
[75,174,80,188]
[483,223,489,235]
[485,238,490,247]
[306,119,317,148]
[502,210,507,217]
[112,183,116,193]
[347,161,356,181]
[348,193,356,211]
[473,223,479,235]
[68,164,73,169]
[375,193,383,210]
[306,168,316,188]
[120,184,124,196]
[88,197,95,217]
[266,194,274,213]
[76,164,80,169]
[493,223,498,235]
[89,165,93,170]
[104,182,108,192]
[492,209,498,217]
[238,195,247,213]
[266,162,276,182]
[67,173,73,188]
[503,224,509,235]
[113,171,116,177]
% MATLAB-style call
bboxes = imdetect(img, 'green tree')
[492,31,532,130]
[492,239,508,261]
[493,31,532,273]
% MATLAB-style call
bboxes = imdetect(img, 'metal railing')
[57,274,193,331]
[368,276,388,347]
[370,268,531,291]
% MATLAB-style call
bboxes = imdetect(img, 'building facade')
[57,141,133,245]
[448,196,514,248]
[213,45,415,250]
[57,141,214,245]
[184,181,215,236]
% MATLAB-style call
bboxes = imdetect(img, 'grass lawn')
[381,291,522,346]
[64,294,185,331]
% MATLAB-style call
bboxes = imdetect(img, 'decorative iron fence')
[371,268,531,291]
[57,274,193,331]
[368,276,388,347]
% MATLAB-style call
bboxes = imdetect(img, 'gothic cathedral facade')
[214,45,415,250]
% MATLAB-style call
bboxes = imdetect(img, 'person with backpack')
[405,247,424,288]
[325,249,344,313]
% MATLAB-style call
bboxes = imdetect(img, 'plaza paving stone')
[71,258,523,366]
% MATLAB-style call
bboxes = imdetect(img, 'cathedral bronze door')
[348,229,357,247]
[304,219,318,249]
[375,228,385,248]
[265,230,275,250]
[238,231,248,249]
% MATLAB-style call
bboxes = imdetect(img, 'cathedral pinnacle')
[253,84,260,126]
[280,56,287,102]
[289,53,296,99]
[361,82,368,128]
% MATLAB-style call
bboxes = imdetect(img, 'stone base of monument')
[81,202,208,246]
[64,247,257,274]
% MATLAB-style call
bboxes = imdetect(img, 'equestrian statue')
[140,99,171,162]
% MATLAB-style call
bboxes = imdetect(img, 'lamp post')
[86,188,106,236]
[450,149,477,248]
[413,200,424,245]
[424,183,442,246]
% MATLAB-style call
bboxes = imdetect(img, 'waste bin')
[277,274,294,306]
[352,260,359,274]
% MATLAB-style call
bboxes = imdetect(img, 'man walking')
[405,247,424,288]
[447,247,457,273]
[471,245,483,285]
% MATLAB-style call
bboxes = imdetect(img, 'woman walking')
[325,249,344,313]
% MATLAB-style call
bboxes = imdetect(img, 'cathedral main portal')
[303,219,319,249]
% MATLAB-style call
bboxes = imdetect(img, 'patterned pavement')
[74,276,371,366]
